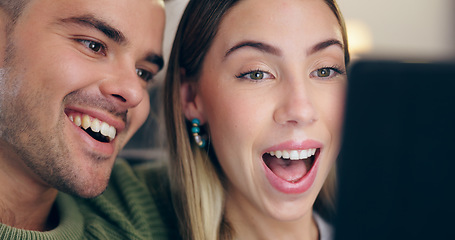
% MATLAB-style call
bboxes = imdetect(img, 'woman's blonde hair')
[164,0,349,239]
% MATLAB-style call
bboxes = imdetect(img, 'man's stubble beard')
[0,35,110,198]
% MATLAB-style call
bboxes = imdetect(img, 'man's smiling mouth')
[68,113,117,143]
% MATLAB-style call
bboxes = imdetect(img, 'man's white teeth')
[268,149,317,160]
[91,118,101,132]
[69,114,116,140]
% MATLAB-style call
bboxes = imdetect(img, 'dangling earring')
[191,118,206,148]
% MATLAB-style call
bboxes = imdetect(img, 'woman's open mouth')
[263,148,319,184]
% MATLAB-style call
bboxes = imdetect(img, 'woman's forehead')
[213,0,343,56]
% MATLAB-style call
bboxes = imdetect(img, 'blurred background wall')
[338,0,455,60]
[121,0,455,162]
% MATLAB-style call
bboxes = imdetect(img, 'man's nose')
[99,65,145,110]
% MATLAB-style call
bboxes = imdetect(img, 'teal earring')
[191,118,206,148]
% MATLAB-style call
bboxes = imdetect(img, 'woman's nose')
[273,79,318,126]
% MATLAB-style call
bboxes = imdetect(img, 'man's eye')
[136,68,154,82]
[78,39,106,54]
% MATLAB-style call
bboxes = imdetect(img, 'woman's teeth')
[69,114,116,141]
[268,149,317,160]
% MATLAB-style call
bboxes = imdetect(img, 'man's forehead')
[24,0,164,19]
[23,0,164,38]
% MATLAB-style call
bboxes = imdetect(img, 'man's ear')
[180,68,206,124]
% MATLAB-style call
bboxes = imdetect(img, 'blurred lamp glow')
[346,19,373,57]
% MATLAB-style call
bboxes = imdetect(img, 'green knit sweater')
[0,159,178,240]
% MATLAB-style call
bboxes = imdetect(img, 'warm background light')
[338,0,455,60]
[345,19,373,58]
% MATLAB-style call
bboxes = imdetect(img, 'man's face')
[0,0,165,197]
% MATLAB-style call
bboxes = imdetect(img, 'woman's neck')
[224,193,319,240]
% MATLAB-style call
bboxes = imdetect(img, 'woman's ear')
[180,68,206,124]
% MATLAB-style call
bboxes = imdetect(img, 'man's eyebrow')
[224,41,282,60]
[59,15,163,71]
[59,14,127,45]
[308,39,344,55]
[146,54,164,71]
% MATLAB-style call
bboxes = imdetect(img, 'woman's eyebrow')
[307,39,344,55]
[224,41,282,60]
[58,14,127,45]
[223,39,343,60]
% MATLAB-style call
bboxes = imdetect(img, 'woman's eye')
[78,39,106,55]
[311,67,344,79]
[249,71,264,80]
[236,70,273,81]
[136,68,154,82]
[317,68,331,77]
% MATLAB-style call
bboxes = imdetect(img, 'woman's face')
[184,0,346,222]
